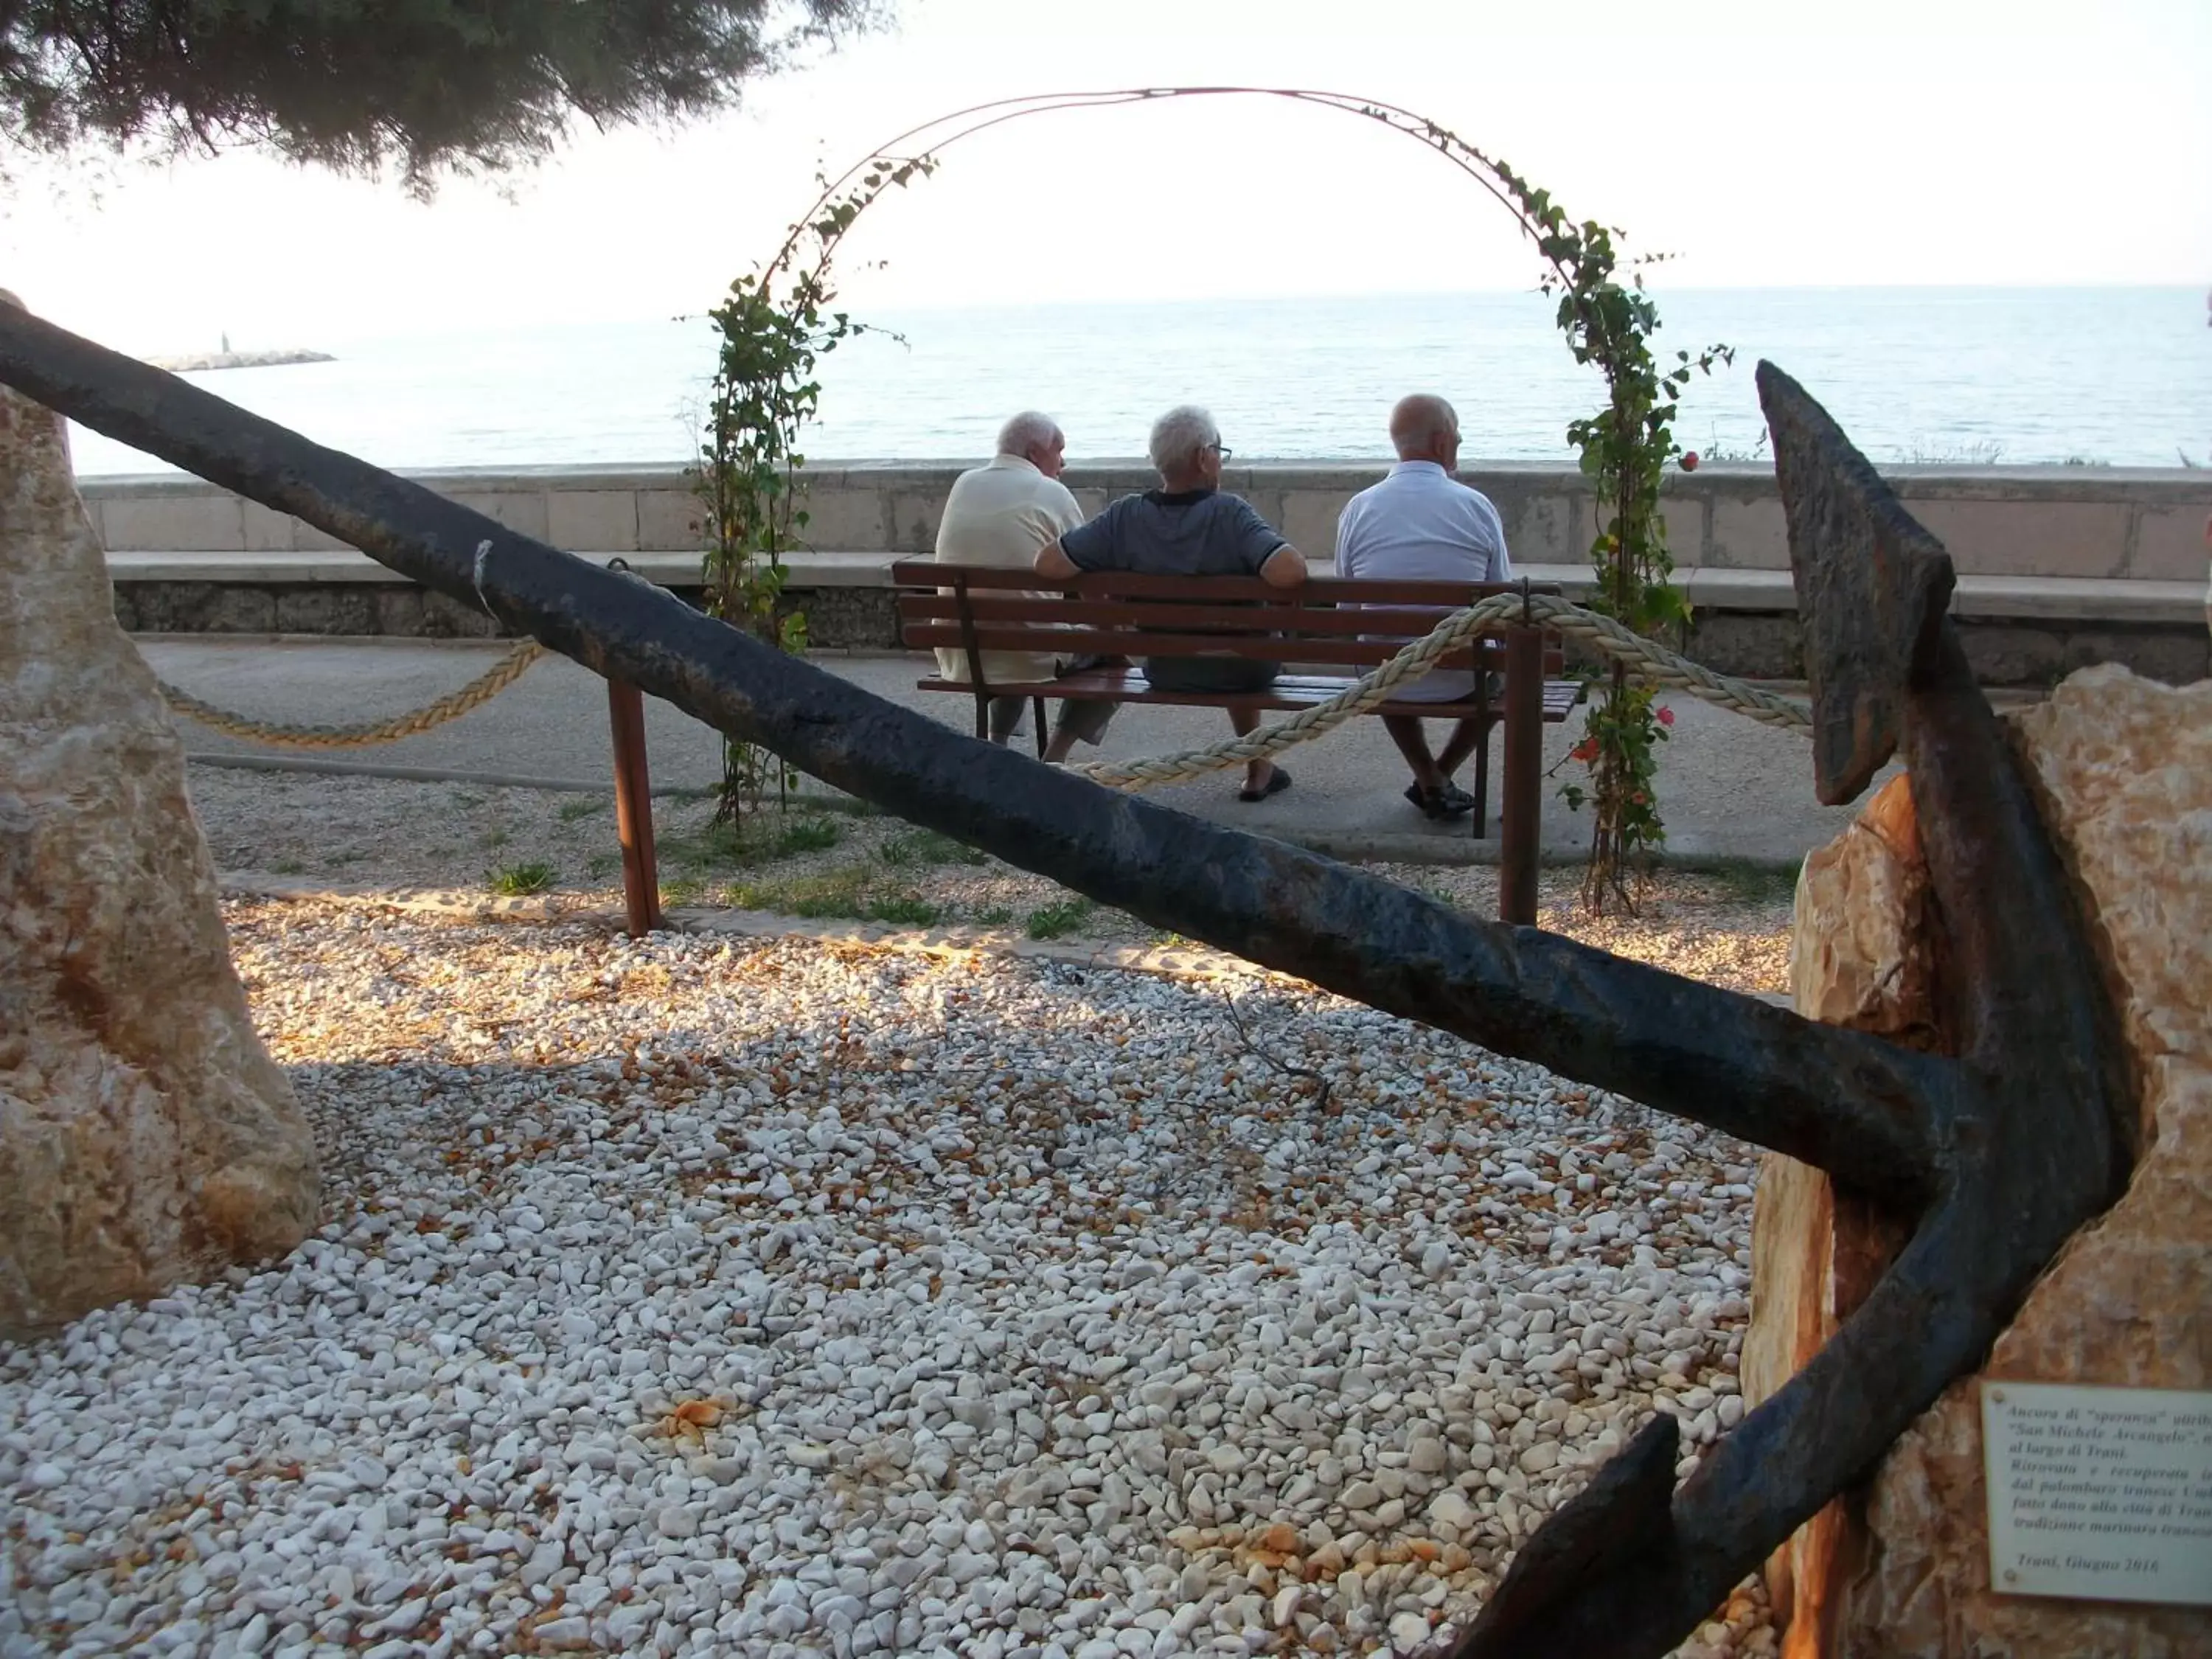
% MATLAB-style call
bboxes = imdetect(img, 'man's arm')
[1260,542,1308,588]
[1037,498,1119,580]
[1228,497,1306,588]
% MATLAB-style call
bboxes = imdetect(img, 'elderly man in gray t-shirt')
[1035,405,1307,801]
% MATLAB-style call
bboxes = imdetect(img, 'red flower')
[1656,706,1676,727]
[1571,737,1600,763]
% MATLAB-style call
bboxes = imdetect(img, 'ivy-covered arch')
[698,86,1728,909]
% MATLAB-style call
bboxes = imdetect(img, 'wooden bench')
[891,562,1584,923]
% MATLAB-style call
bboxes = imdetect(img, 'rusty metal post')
[606,679,662,937]
[1498,623,1543,925]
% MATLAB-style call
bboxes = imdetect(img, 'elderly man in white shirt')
[933,410,1115,761]
[1334,394,1514,821]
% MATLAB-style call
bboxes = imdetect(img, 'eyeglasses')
[1206,441,1234,462]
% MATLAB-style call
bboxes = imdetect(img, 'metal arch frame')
[0,309,2129,1659]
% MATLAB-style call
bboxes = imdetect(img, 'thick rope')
[156,641,546,750]
[153,594,1805,773]
[1071,593,1811,791]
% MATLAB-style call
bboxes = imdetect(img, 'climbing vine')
[1492,166,1732,909]
[695,156,934,821]
[709,88,1722,906]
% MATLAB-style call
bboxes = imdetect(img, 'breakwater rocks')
[145,349,335,372]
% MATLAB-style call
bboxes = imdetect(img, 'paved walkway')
[142,636,1897,868]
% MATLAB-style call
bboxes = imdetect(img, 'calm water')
[67,287,2212,476]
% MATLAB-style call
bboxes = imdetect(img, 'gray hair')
[1147,404,1220,475]
[996,410,1061,457]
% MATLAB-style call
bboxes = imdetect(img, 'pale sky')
[4,0,2206,355]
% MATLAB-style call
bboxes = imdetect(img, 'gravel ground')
[4,765,1794,1657]
[181,768,1795,995]
[3,894,1780,1659]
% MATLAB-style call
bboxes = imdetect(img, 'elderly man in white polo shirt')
[1335,394,1514,821]
[932,410,1115,761]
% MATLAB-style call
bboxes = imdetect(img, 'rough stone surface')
[1838,667,2212,1656]
[1784,774,1938,1046]
[1959,619,2211,690]
[272,585,378,636]
[1757,667,2211,1655]
[1750,773,1936,1655]
[0,319,319,1336]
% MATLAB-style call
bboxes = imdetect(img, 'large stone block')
[546,489,640,554]
[1756,669,2212,1655]
[274,586,378,636]
[97,493,247,553]
[374,588,426,636]
[1708,495,1792,570]
[1571,495,1703,571]
[1235,486,1287,537]
[781,586,900,650]
[442,488,550,542]
[1678,612,1804,682]
[886,491,947,554]
[635,488,703,554]
[2129,504,2212,582]
[1787,775,1938,1043]
[1750,776,1935,1652]
[1503,490,1573,565]
[1961,621,2211,689]
[289,516,353,553]
[1279,489,1348,557]
[239,501,300,554]
[790,479,888,552]
[125,582,276,635]
[1908,498,2132,578]
[1840,669,2212,1655]
[420,588,509,639]
[0,326,319,1338]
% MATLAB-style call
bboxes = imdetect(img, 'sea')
[65,286,2212,477]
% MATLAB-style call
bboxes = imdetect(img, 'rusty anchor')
[0,309,2128,1658]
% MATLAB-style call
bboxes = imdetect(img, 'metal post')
[1499,624,1543,926]
[1471,644,1493,836]
[607,679,662,936]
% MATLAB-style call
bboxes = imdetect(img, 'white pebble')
[0,919,1771,1658]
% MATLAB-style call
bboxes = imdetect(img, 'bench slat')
[914,668,1582,724]
[891,560,1557,609]
[898,594,1529,638]
[902,627,1562,673]
[907,630,1563,679]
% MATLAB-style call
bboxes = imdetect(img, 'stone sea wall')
[77,459,2212,580]
[74,462,2212,682]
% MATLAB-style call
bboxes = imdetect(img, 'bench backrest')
[891,560,1567,677]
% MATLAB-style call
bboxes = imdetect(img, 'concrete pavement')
[140,636,1896,868]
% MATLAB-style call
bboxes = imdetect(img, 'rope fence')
[155,641,546,749]
[152,597,1809,785]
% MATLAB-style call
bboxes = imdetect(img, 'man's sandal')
[1405,781,1477,821]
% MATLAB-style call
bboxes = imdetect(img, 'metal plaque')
[1984,1380,2212,1605]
